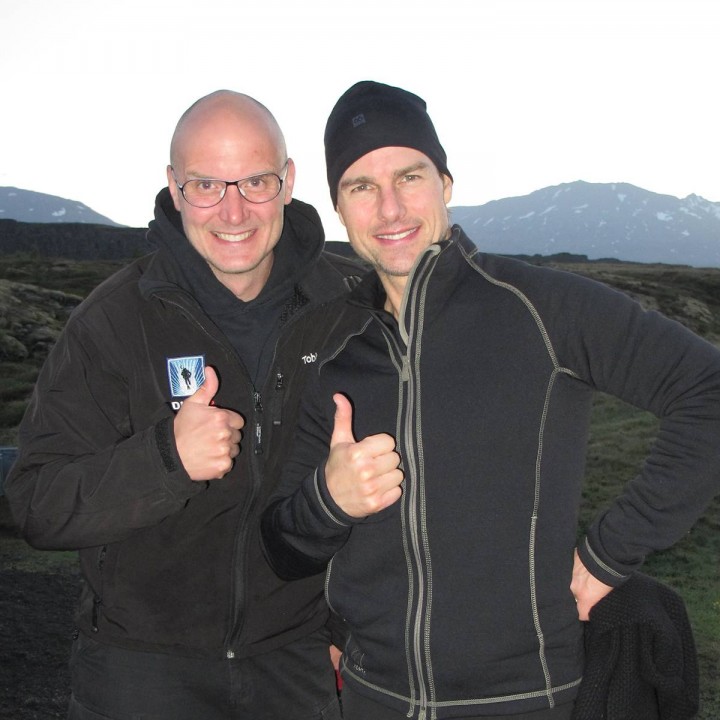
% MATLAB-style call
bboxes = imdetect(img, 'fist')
[173,366,245,481]
[325,393,403,517]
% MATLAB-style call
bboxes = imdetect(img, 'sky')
[2,0,719,241]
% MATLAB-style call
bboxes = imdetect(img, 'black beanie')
[324,80,452,207]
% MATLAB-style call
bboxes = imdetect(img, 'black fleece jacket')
[5,190,362,658]
[262,229,720,718]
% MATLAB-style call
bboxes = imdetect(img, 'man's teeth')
[378,228,415,240]
[215,231,252,242]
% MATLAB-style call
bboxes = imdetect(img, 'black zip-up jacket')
[5,191,361,659]
[262,229,720,718]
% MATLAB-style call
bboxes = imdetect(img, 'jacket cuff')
[311,463,361,529]
[577,535,632,588]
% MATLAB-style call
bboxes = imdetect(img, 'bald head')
[170,90,287,170]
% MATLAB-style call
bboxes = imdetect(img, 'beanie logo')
[352,113,366,128]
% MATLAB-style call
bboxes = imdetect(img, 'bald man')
[5,90,359,719]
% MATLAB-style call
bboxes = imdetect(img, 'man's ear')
[282,158,296,205]
[442,174,453,205]
[167,166,183,212]
[336,204,346,228]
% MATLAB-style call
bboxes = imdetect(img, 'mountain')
[450,181,720,267]
[0,186,120,225]
[3,182,720,266]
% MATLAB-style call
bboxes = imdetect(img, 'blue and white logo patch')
[167,355,205,398]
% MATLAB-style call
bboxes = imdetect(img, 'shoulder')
[318,249,367,282]
[466,250,634,311]
[299,249,367,303]
[67,255,151,326]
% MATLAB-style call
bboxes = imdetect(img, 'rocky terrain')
[0,280,81,363]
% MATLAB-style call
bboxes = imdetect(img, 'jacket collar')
[347,225,471,313]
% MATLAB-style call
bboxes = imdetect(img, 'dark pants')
[341,683,574,720]
[67,630,341,720]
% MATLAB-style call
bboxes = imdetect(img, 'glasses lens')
[182,179,225,208]
[239,173,282,204]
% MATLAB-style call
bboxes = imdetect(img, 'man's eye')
[195,180,222,192]
[243,176,266,189]
[402,174,421,183]
[350,183,371,193]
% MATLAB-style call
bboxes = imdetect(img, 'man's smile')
[375,226,419,242]
[213,229,254,243]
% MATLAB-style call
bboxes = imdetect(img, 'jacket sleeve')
[4,318,202,550]
[543,271,720,586]
[261,372,356,580]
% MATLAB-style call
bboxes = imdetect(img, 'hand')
[173,366,245,481]
[324,393,403,518]
[329,645,342,672]
[570,549,614,621]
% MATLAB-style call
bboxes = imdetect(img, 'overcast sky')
[2,0,718,240]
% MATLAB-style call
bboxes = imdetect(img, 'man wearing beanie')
[262,81,720,719]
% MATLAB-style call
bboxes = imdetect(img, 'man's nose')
[218,184,249,223]
[378,186,404,222]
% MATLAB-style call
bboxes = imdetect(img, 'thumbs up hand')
[324,394,403,518]
[173,366,245,481]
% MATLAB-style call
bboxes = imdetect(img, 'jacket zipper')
[225,368,286,657]
[378,248,441,719]
[225,382,265,659]
[232,372,284,660]
[407,250,444,720]
[91,545,107,632]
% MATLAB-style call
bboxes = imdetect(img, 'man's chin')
[207,251,273,278]
[379,266,412,278]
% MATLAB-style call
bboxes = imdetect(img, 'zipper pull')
[274,372,285,427]
[254,391,264,455]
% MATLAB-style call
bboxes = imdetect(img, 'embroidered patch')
[167,355,205,398]
[352,113,366,128]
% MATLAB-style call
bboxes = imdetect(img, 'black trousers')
[67,629,341,720]
[341,683,575,720]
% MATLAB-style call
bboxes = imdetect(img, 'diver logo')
[167,355,205,398]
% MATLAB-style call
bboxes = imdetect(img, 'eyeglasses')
[172,162,288,208]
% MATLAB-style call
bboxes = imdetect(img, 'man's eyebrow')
[393,161,431,179]
[182,170,216,180]
[339,174,373,190]
[339,161,432,190]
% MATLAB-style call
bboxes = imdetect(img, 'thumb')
[185,366,218,406]
[330,393,356,447]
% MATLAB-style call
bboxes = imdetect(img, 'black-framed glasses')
[172,162,288,208]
